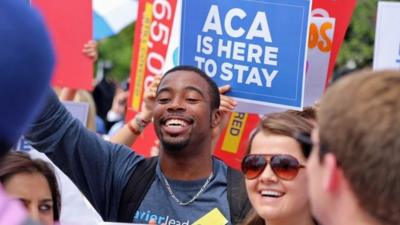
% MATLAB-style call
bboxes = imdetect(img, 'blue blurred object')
[0,0,55,150]
[93,11,114,40]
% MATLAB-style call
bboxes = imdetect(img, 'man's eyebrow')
[156,86,172,95]
[156,86,205,98]
[185,86,205,98]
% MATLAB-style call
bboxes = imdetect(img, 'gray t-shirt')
[134,159,231,225]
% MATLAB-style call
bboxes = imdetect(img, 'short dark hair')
[0,151,61,221]
[163,65,220,110]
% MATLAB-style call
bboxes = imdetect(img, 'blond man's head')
[318,70,400,225]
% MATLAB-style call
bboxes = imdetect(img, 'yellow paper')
[191,208,228,225]
[221,112,248,153]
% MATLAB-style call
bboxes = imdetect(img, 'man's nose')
[167,97,185,111]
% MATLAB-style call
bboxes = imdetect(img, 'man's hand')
[141,75,162,121]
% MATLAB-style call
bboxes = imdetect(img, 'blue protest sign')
[180,0,311,110]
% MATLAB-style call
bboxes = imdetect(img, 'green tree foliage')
[97,23,135,82]
[337,0,399,70]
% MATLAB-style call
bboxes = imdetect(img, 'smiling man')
[306,70,400,225]
[26,65,251,225]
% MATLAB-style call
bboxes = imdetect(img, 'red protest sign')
[32,0,93,90]
[312,0,357,85]
[127,0,178,156]
[213,113,260,170]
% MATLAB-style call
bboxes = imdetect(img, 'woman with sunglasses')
[241,109,316,225]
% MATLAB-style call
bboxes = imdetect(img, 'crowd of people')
[1,1,399,225]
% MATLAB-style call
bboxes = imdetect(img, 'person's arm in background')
[109,75,161,146]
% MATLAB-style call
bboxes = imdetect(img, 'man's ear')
[211,109,222,129]
[322,153,341,193]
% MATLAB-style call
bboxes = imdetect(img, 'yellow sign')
[132,3,153,111]
[221,112,248,153]
[191,208,228,225]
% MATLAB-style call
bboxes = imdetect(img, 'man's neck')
[324,200,382,225]
[159,148,213,180]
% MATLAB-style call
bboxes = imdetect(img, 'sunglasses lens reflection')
[242,155,266,179]
[271,155,300,180]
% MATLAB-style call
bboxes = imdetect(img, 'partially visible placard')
[373,1,400,70]
[312,0,356,85]
[32,0,93,90]
[304,17,335,106]
[213,112,260,170]
[15,101,89,151]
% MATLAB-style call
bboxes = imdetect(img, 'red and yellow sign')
[312,0,357,85]
[127,0,177,156]
[214,113,260,170]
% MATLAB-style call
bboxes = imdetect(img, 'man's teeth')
[261,190,284,198]
[165,119,187,127]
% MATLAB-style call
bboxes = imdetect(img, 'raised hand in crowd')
[218,85,237,113]
[108,75,161,146]
[82,40,98,61]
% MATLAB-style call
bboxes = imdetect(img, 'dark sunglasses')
[241,154,305,180]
